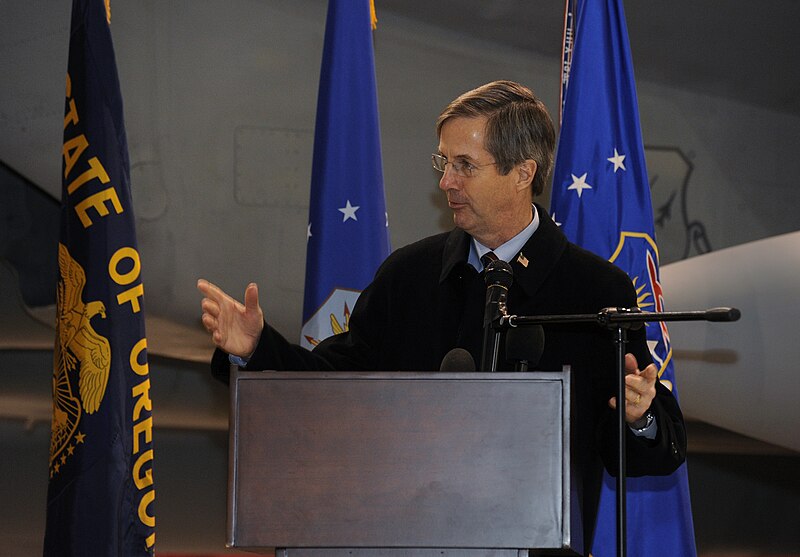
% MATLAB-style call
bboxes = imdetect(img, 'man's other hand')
[608,353,658,425]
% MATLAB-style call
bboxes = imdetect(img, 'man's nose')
[438,164,459,191]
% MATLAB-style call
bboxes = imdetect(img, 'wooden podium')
[227,371,581,556]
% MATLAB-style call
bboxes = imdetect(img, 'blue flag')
[550,1,696,555]
[301,0,390,348]
[45,1,156,554]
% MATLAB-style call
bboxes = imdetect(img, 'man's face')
[437,116,522,246]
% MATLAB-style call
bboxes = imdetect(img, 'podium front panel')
[229,371,573,553]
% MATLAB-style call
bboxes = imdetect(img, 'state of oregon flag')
[44,1,156,554]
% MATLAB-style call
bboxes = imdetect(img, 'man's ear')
[516,159,538,192]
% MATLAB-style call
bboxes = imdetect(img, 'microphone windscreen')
[440,348,476,372]
[706,307,741,322]
[484,259,514,288]
[505,325,545,368]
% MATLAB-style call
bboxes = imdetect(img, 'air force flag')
[301,0,390,348]
[550,0,697,555]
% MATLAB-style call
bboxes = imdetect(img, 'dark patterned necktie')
[480,251,499,271]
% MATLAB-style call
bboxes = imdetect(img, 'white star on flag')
[607,148,626,172]
[307,223,312,240]
[551,212,562,227]
[338,200,360,222]
[567,172,592,198]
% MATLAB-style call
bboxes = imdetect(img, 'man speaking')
[198,80,686,552]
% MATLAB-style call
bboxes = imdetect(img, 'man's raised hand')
[197,279,264,358]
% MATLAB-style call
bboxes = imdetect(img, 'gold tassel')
[370,0,377,30]
[104,0,111,24]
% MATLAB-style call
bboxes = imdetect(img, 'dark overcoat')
[212,205,686,553]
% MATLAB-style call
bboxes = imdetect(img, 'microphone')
[440,348,476,372]
[481,259,514,371]
[483,260,514,327]
[505,325,545,371]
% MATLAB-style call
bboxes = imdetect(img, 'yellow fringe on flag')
[370,0,377,29]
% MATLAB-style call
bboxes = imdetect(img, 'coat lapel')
[510,204,568,300]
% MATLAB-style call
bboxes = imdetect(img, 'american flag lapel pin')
[516,252,529,268]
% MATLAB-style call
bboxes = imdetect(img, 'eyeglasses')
[431,153,497,178]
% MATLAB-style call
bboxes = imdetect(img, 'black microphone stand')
[492,306,740,557]
[481,260,513,371]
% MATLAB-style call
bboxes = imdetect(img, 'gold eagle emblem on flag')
[49,243,111,475]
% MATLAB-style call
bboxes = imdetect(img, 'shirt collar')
[468,204,540,270]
